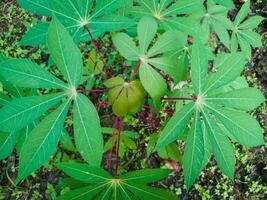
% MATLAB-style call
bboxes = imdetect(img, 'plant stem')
[84,25,113,78]
[108,117,118,173]
[115,117,123,176]
[130,59,141,81]
[79,43,108,80]
[162,97,196,101]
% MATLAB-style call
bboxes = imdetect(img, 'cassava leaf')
[112,33,139,61]
[48,17,83,87]
[191,37,208,95]
[156,103,195,149]
[206,88,265,111]
[0,93,66,132]
[120,169,172,184]
[206,105,264,147]
[56,162,112,183]
[0,92,11,106]
[20,22,49,46]
[234,0,250,26]
[202,109,235,179]
[139,62,167,100]
[138,16,158,54]
[183,111,204,190]
[73,93,103,166]
[0,59,68,89]
[239,16,264,29]
[0,132,17,160]
[17,99,71,183]
[203,53,245,94]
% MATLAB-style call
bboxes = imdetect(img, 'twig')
[84,25,113,78]
[130,59,141,81]
[108,117,119,173]
[79,43,108,80]
[115,117,123,176]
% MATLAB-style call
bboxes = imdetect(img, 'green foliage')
[0,0,265,198]
[56,162,176,200]
[113,16,186,100]
[17,0,134,45]
[231,0,264,59]
[0,19,103,183]
[156,41,265,189]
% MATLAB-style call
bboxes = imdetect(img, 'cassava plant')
[0,0,265,199]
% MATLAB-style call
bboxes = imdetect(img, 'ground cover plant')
[0,0,266,199]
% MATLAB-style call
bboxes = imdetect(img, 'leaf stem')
[84,25,113,78]
[115,117,123,176]
[130,59,141,81]
[108,117,119,173]
[79,43,108,80]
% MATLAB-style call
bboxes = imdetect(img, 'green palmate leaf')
[161,17,198,36]
[190,2,233,47]
[202,109,235,179]
[147,31,187,57]
[161,0,204,16]
[120,169,171,184]
[0,76,23,98]
[206,105,264,147]
[48,17,83,87]
[138,16,158,54]
[124,184,177,200]
[206,88,265,111]
[156,103,195,149]
[191,37,208,95]
[17,0,132,45]
[237,34,252,60]
[73,93,103,166]
[112,33,139,61]
[56,184,107,200]
[234,0,250,26]
[113,16,185,100]
[183,111,204,190]
[16,123,37,154]
[56,162,112,183]
[203,53,245,94]
[239,16,264,29]
[148,57,181,83]
[201,122,212,169]
[212,20,230,47]
[239,31,262,48]
[0,132,17,160]
[60,129,76,152]
[0,92,11,106]
[89,15,134,32]
[139,62,167,100]
[56,162,176,200]
[213,0,235,8]
[20,22,49,46]
[17,99,71,183]
[0,59,68,89]
[0,93,66,132]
